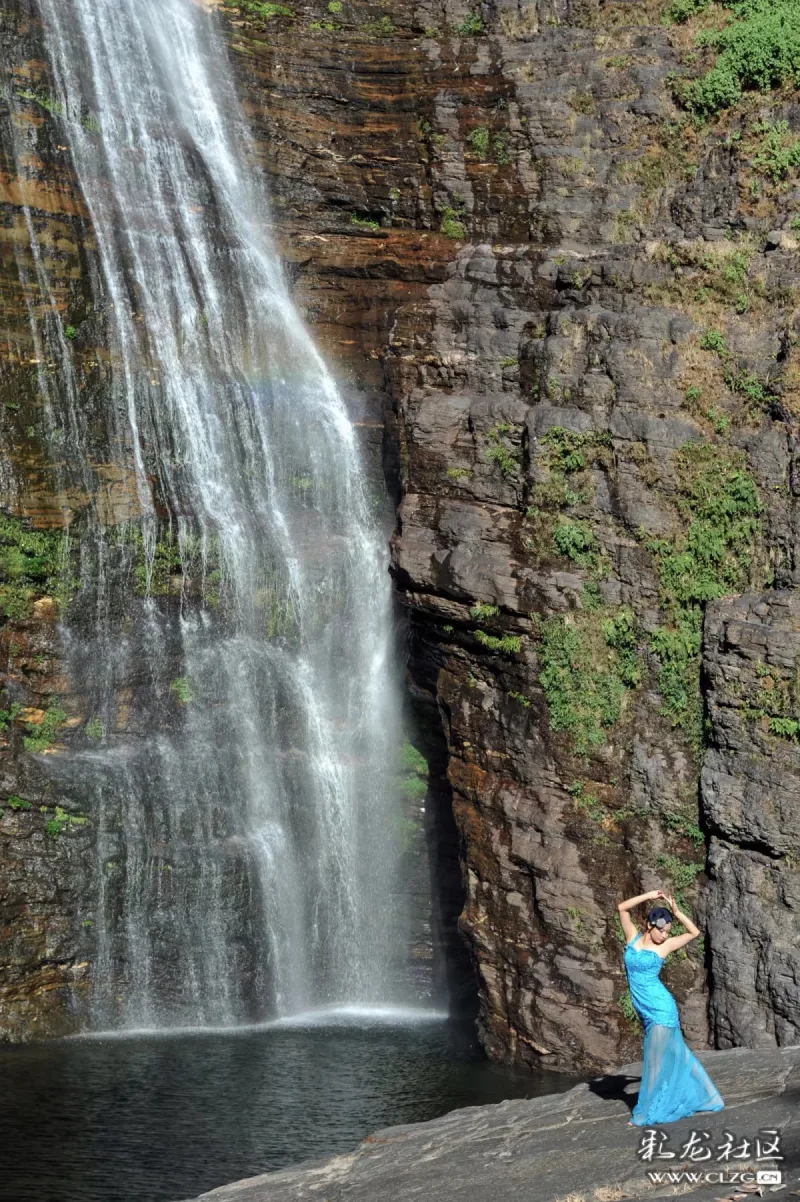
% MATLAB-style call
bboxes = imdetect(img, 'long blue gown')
[624,932,725,1125]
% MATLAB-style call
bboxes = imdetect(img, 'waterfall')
[16,0,410,1029]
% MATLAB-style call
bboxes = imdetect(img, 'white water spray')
[24,0,410,1028]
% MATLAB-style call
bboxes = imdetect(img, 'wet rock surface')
[181,1044,800,1202]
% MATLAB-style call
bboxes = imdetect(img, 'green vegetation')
[327,0,342,9]
[542,426,611,474]
[567,780,606,822]
[391,809,422,852]
[350,214,381,231]
[224,0,293,16]
[751,120,800,182]
[664,0,710,22]
[493,134,511,166]
[0,701,22,731]
[399,741,427,775]
[23,703,67,753]
[132,527,221,602]
[619,988,640,1028]
[553,520,599,568]
[644,441,761,746]
[7,795,32,811]
[466,127,512,167]
[484,422,521,477]
[418,118,447,151]
[446,467,472,480]
[499,356,518,368]
[397,741,428,803]
[538,609,642,755]
[662,805,705,844]
[64,325,78,340]
[456,10,484,34]
[170,677,193,705]
[364,14,395,34]
[601,608,642,687]
[581,581,603,611]
[256,586,298,640]
[705,406,730,434]
[470,603,499,620]
[525,428,613,568]
[0,515,73,620]
[694,318,779,413]
[467,126,490,157]
[85,717,104,741]
[769,716,800,738]
[700,328,727,352]
[44,804,89,839]
[440,206,467,239]
[508,691,531,708]
[740,660,800,742]
[16,88,63,117]
[474,630,522,655]
[679,0,800,119]
[655,852,704,907]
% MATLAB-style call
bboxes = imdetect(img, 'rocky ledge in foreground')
[184,1046,799,1202]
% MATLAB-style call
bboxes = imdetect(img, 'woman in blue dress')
[618,888,725,1126]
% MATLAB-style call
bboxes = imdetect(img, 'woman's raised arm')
[617,889,660,942]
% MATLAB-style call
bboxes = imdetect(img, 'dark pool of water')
[0,1006,580,1202]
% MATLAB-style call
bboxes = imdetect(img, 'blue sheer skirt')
[632,1023,725,1126]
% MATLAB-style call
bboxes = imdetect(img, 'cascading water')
[13,0,414,1029]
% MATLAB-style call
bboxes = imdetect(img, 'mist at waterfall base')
[0,1014,580,1202]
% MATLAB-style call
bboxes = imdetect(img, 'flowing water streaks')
[13,0,407,1028]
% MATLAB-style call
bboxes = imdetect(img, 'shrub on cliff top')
[680,0,800,118]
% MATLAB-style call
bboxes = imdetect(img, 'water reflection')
[0,1016,580,1202]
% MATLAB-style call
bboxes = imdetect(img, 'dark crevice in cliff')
[402,618,479,1027]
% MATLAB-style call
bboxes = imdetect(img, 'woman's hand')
[657,890,677,910]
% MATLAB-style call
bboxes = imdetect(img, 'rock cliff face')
[1,0,799,1067]
[701,592,800,1049]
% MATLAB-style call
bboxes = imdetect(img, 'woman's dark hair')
[648,906,673,928]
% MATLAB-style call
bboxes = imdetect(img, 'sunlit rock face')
[1,0,799,1066]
